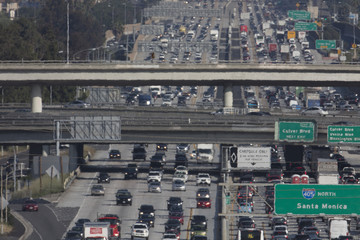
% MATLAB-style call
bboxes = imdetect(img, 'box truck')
[84,222,111,240]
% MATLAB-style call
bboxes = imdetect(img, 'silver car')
[172,179,186,191]
[148,181,162,193]
[301,107,328,116]
[91,185,105,196]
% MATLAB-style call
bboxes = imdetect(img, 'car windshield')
[116,192,130,197]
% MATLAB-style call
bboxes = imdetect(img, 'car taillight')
[206,202,210,205]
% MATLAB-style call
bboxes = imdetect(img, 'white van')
[149,85,162,97]
[329,218,349,239]
[196,144,214,164]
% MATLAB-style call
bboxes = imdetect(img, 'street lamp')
[122,3,128,63]
[66,0,70,64]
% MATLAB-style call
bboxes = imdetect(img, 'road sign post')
[288,10,311,20]
[294,22,317,31]
[277,121,316,142]
[275,184,360,215]
[316,40,336,49]
[328,126,360,143]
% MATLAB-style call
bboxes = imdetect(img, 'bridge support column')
[69,144,84,172]
[31,84,42,113]
[224,83,233,108]
[29,144,49,175]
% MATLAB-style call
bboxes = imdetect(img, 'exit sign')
[328,125,360,143]
[277,121,316,142]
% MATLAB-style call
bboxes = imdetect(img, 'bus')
[237,229,264,240]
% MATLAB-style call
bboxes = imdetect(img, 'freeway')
[57,143,221,240]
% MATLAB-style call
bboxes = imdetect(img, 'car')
[22,199,39,211]
[192,236,207,240]
[178,96,187,106]
[269,217,287,229]
[162,232,178,240]
[173,173,187,182]
[274,225,288,235]
[237,201,252,213]
[71,225,84,236]
[97,172,110,183]
[167,197,183,210]
[292,234,311,240]
[342,167,356,176]
[169,205,184,225]
[191,215,207,228]
[190,224,207,238]
[151,152,166,164]
[156,143,168,151]
[301,226,319,237]
[147,171,162,182]
[133,145,147,161]
[91,185,105,196]
[139,204,155,217]
[298,218,315,233]
[116,189,132,205]
[64,100,90,108]
[301,107,328,116]
[174,170,188,181]
[64,231,82,240]
[109,149,121,159]
[176,143,190,153]
[246,111,271,116]
[131,222,149,238]
[165,219,181,233]
[267,169,283,182]
[124,164,138,179]
[175,165,188,174]
[196,173,211,186]
[196,197,211,208]
[196,188,210,198]
[75,218,91,226]
[138,213,155,228]
[238,220,256,230]
[175,153,188,168]
[271,230,288,239]
[148,181,162,193]
[172,179,186,191]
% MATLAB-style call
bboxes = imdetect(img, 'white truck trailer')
[317,158,339,184]
[84,222,111,240]
[196,144,214,164]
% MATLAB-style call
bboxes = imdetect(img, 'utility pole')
[66,0,70,64]
[1,165,3,234]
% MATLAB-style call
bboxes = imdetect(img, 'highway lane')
[58,144,220,239]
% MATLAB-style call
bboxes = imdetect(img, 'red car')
[169,207,184,225]
[22,199,38,211]
[196,198,211,208]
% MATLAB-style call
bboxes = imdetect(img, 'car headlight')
[128,198,131,201]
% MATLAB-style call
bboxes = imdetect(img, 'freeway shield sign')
[275,184,360,215]
[294,22,317,31]
[316,40,336,49]
[288,10,311,20]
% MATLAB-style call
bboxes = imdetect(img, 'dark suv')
[124,164,138,179]
[116,189,132,205]
[132,145,147,161]
[98,172,110,183]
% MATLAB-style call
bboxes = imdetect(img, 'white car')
[172,179,186,191]
[301,107,328,116]
[174,170,188,182]
[173,173,187,183]
[147,171,162,182]
[162,232,178,240]
[196,173,211,186]
[175,165,188,175]
[131,222,149,238]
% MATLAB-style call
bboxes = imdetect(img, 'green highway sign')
[275,184,360,215]
[294,22,317,31]
[316,40,336,49]
[328,125,360,143]
[278,121,315,142]
[288,10,311,20]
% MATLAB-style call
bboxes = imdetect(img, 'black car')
[98,172,110,183]
[64,231,82,240]
[116,189,132,205]
[178,96,187,106]
[109,149,121,159]
[156,143,168,151]
[167,197,183,210]
[165,219,181,233]
[139,204,155,217]
[191,215,207,228]
[132,145,147,161]
[238,216,255,229]
[138,213,155,227]
[124,165,138,179]
[298,218,315,234]
[75,218,91,226]
[269,217,287,229]
[175,153,188,168]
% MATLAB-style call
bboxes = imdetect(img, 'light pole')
[66,0,70,64]
[122,3,128,63]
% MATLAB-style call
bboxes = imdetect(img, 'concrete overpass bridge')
[2,63,360,112]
